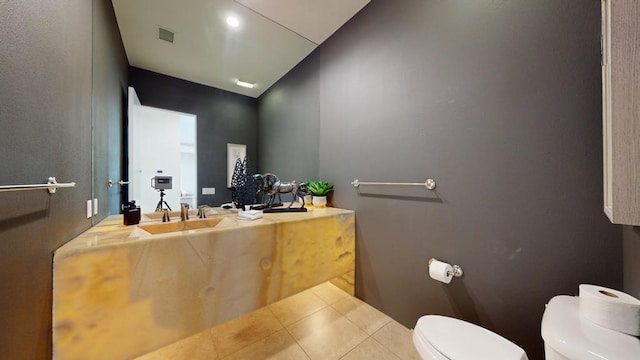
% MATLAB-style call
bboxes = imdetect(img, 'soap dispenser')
[122,201,141,225]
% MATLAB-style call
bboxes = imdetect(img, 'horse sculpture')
[254,173,309,209]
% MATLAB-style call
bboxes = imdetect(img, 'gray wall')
[259,1,622,358]
[623,227,640,297]
[0,1,127,359]
[128,67,258,207]
[258,53,320,182]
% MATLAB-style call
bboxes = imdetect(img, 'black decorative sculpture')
[253,173,308,212]
[252,173,279,208]
[230,158,257,209]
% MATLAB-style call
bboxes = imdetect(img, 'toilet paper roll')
[579,284,640,336]
[429,259,453,284]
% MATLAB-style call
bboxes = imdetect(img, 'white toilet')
[413,315,528,360]
[541,295,640,359]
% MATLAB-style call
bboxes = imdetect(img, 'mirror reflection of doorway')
[127,87,197,213]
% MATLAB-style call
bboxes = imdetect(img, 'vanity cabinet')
[53,209,355,360]
[601,0,640,225]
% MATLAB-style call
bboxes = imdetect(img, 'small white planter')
[312,196,327,208]
[303,195,313,206]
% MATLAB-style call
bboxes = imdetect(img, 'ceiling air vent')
[157,26,175,44]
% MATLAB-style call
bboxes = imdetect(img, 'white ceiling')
[111,0,370,98]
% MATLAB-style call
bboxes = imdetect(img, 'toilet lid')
[541,296,640,360]
[415,315,528,360]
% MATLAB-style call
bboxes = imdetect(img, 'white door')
[128,87,197,213]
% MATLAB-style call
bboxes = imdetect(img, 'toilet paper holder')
[429,258,464,278]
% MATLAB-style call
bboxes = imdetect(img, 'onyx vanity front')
[52,208,355,360]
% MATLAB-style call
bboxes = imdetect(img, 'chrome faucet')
[180,203,189,221]
[197,205,209,218]
[162,209,171,222]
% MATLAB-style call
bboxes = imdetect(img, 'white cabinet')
[602,0,640,225]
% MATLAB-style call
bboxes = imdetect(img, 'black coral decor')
[231,158,257,209]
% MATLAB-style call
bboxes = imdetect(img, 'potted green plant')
[306,181,333,208]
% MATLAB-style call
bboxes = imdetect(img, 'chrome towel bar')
[0,177,76,194]
[351,179,436,190]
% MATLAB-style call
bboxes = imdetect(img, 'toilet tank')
[541,296,640,360]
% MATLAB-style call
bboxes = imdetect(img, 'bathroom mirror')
[93,0,316,221]
[93,0,369,220]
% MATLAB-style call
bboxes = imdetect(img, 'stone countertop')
[55,206,354,258]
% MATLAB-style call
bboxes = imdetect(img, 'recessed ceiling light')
[226,16,240,27]
[236,80,255,89]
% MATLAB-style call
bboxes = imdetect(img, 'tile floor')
[136,282,422,360]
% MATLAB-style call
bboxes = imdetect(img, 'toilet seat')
[413,326,449,360]
[413,315,528,360]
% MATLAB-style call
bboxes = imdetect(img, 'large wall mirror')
[92,0,369,222]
